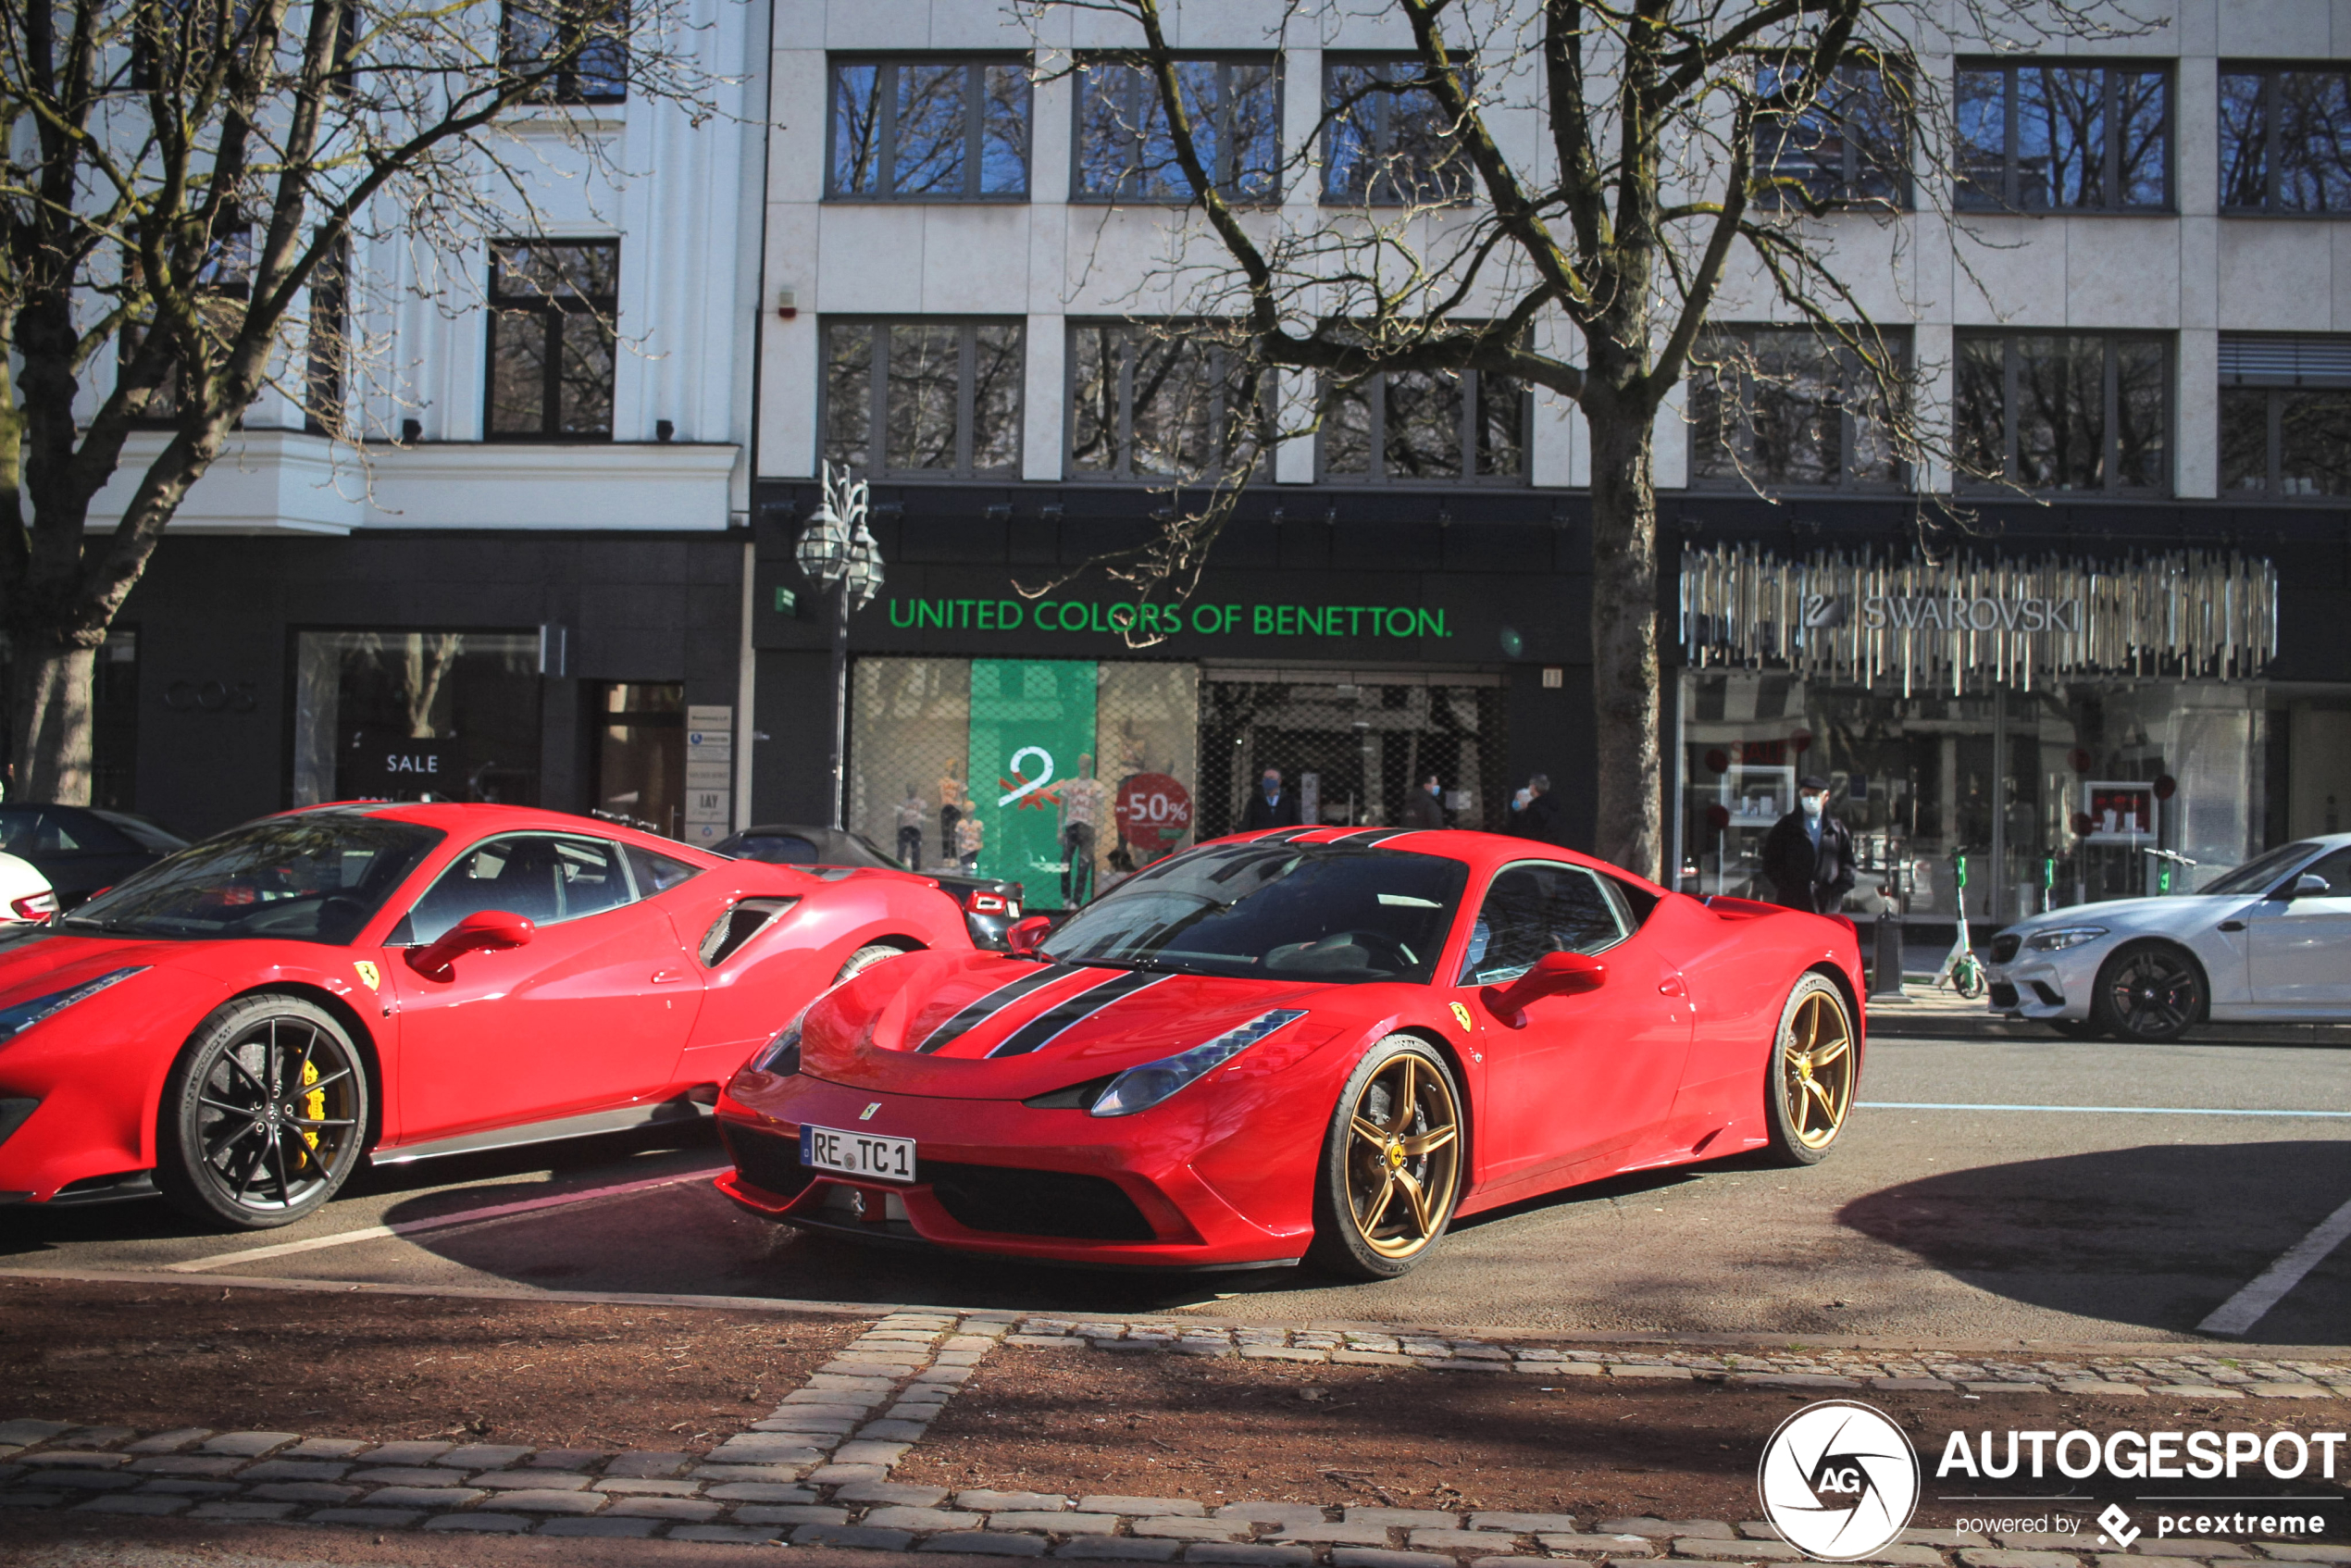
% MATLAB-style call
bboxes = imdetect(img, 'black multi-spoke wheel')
[834,942,912,985]
[2090,941,2206,1044]
[156,995,370,1229]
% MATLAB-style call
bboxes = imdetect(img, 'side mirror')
[1004,915,1052,956]
[406,909,535,982]
[1480,951,1607,1030]
[2283,874,2332,901]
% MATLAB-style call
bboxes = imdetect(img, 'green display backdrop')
[966,659,1098,908]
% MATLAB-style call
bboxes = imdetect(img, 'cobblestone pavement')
[6,1311,2348,1562]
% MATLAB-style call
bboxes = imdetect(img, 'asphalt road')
[4,1032,2346,1346]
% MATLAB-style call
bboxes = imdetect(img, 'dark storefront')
[27,532,747,840]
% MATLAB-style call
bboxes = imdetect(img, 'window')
[1756,58,1912,208]
[829,57,1029,201]
[625,843,703,892]
[1956,331,2170,493]
[2220,335,2351,498]
[406,834,636,943]
[1956,61,2170,211]
[1320,354,1526,483]
[305,238,347,437]
[292,630,544,806]
[1074,56,1279,202]
[2220,65,2351,213]
[1067,322,1269,479]
[1689,326,1909,492]
[486,240,617,441]
[119,220,252,423]
[1457,863,1627,987]
[1323,56,1474,205]
[823,319,1024,479]
[501,0,628,104]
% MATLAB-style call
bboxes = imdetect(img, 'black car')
[0,804,189,909]
[711,822,1026,950]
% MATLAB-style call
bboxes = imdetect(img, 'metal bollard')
[1870,910,1907,999]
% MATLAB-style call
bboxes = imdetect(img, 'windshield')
[65,816,443,944]
[2200,840,2322,898]
[1041,841,1468,983]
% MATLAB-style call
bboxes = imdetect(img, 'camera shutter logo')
[1757,1400,1920,1562]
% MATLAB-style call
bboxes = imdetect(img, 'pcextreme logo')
[1758,1400,1922,1562]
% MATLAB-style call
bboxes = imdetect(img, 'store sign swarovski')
[1682,545,2278,692]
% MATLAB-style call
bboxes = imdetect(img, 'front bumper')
[714,1074,1312,1268]
[1984,945,2106,1020]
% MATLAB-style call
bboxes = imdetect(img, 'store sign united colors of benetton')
[1679,546,2279,693]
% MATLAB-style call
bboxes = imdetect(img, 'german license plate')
[800,1123,916,1185]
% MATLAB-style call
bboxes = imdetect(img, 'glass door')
[592,683,685,838]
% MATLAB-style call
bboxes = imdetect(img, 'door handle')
[651,968,693,985]
[2218,920,2245,933]
[1658,976,1687,997]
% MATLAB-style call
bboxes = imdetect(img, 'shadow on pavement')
[1837,1139,2351,1344]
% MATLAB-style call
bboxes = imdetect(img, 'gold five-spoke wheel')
[1339,1047,1463,1263]
[1770,977,1856,1163]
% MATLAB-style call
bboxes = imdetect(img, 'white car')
[1986,833,2351,1042]
[0,852,57,926]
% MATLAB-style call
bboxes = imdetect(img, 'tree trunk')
[8,634,98,804]
[1586,397,1664,882]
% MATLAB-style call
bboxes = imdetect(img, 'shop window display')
[1678,670,2270,926]
[845,657,1200,910]
[292,631,542,806]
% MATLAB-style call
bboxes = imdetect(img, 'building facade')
[24,0,769,846]
[40,1,2351,938]
[752,0,2351,925]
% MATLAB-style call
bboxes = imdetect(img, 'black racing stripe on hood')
[987,969,1173,1058]
[914,963,1083,1054]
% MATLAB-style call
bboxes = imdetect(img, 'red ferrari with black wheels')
[0,803,989,1228]
[715,827,1866,1277]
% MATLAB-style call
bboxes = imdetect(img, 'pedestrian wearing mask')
[1404,772,1447,830]
[1761,773,1857,915]
[1242,766,1301,830]
[1507,773,1561,843]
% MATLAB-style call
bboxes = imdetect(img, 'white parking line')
[162,1166,728,1274]
[2197,1195,2351,1337]
[1860,1101,2351,1117]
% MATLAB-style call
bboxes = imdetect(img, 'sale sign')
[1116,772,1193,853]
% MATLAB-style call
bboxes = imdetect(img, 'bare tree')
[0,0,729,801]
[1014,0,2127,879]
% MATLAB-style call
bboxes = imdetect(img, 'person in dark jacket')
[1760,773,1857,915]
[1507,773,1561,843]
[1241,766,1301,830]
[1403,772,1446,830]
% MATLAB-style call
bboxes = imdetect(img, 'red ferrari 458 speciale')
[716,827,1866,1277]
[0,803,1000,1228]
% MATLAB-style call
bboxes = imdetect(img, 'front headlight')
[0,966,147,1048]
[747,1012,806,1076]
[2026,925,2109,952]
[1088,1009,1306,1118]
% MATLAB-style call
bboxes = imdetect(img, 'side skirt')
[371,1097,710,1167]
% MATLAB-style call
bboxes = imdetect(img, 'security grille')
[1197,670,1508,838]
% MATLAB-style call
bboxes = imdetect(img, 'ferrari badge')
[1449,1002,1474,1032]
[353,962,381,992]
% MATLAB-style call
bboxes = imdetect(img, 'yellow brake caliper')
[296,1060,324,1167]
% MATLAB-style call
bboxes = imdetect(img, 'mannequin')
[1060,752,1106,905]
[895,783,927,868]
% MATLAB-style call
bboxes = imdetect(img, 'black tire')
[1764,974,1858,1166]
[1307,1036,1465,1280]
[834,942,912,985]
[2090,940,2206,1043]
[2046,1017,2108,1040]
[155,994,371,1230]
